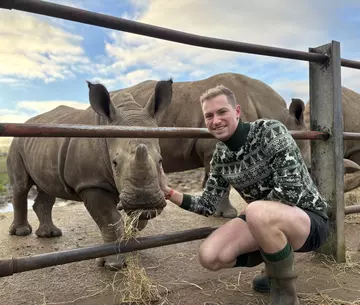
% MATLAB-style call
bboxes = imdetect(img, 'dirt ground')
[1,169,360,305]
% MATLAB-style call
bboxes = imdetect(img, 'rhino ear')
[289,98,305,125]
[144,79,173,118]
[86,81,118,120]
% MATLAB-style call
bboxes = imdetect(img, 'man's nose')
[213,115,221,125]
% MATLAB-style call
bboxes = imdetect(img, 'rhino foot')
[96,255,126,271]
[9,221,32,236]
[35,224,62,238]
[213,205,238,218]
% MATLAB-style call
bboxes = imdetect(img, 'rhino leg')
[9,190,33,236]
[202,168,237,219]
[8,152,33,236]
[212,186,238,218]
[80,188,126,270]
[33,190,62,238]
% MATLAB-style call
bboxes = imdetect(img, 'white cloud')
[83,0,360,108]
[0,10,89,84]
[0,100,89,123]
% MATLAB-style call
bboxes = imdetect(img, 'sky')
[1,0,360,146]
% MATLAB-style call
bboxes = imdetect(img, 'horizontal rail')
[0,123,330,140]
[2,1,360,69]
[343,132,360,140]
[0,226,218,277]
[0,204,359,277]
[344,205,360,215]
[0,0,329,64]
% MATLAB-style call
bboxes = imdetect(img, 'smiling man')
[159,85,330,305]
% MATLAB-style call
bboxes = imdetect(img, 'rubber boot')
[262,249,300,305]
[252,266,270,293]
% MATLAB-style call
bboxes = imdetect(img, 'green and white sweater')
[181,119,329,220]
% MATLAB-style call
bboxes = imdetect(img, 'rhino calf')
[6,79,173,269]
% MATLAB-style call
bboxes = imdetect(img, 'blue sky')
[1,0,360,146]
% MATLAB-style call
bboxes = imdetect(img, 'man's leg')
[198,200,312,305]
[252,206,329,294]
[198,201,311,271]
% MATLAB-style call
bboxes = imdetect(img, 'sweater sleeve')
[180,149,230,216]
[262,121,307,206]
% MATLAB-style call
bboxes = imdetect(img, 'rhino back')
[9,105,115,200]
[342,87,360,157]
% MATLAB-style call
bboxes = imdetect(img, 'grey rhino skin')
[110,72,312,218]
[303,86,360,192]
[6,79,173,270]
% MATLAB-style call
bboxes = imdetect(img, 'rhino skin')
[303,86,360,192]
[109,72,311,218]
[6,79,173,270]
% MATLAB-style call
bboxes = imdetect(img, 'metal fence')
[1,0,360,273]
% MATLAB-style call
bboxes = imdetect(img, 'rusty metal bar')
[0,226,218,277]
[0,123,329,140]
[343,132,360,140]
[345,205,360,215]
[341,58,360,70]
[2,1,359,69]
[0,0,328,64]
[1,203,360,278]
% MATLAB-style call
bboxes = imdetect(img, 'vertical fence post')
[308,41,345,262]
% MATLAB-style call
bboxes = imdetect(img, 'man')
[159,85,329,305]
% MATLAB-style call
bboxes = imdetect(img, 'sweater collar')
[223,119,251,151]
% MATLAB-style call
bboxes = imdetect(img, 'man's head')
[200,85,241,141]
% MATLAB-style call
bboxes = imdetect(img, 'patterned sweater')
[181,119,329,220]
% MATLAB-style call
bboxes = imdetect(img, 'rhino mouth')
[117,194,166,220]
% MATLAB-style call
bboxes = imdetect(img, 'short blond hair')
[199,85,236,107]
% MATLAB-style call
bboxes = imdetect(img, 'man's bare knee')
[198,242,221,271]
[245,201,271,227]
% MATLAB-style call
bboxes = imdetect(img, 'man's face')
[202,94,241,141]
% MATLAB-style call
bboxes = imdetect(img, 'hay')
[112,209,167,305]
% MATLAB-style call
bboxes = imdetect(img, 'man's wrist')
[164,187,174,200]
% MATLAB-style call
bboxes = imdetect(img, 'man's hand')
[159,163,171,193]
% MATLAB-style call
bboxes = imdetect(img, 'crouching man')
[159,85,329,305]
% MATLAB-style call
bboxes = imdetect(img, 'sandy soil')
[0,168,360,305]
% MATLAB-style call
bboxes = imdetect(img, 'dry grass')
[110,209,169,305]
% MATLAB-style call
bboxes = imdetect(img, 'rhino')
[109,72,312,218]
[6,79,173,269]
[302,86,360,192]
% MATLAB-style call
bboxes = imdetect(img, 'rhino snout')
[117,190,166,210]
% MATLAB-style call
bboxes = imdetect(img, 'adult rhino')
[110,72,311,218]
[302,86,360,192]
[6,79,173,269]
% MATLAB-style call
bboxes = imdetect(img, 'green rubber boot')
[252,267,270,293]
[262,248,300,305]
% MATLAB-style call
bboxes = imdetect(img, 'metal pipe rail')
[0,226,218,277]
[0,204,359,278]
[0,122,330,140]
[1,0,360,69]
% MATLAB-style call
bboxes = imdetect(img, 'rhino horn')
[135,144,149,163]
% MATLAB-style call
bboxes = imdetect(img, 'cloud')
[0,100,89,123]
[0,10,89,84]
[90,0,360,101]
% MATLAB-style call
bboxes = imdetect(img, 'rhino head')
[87,79,173,221]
